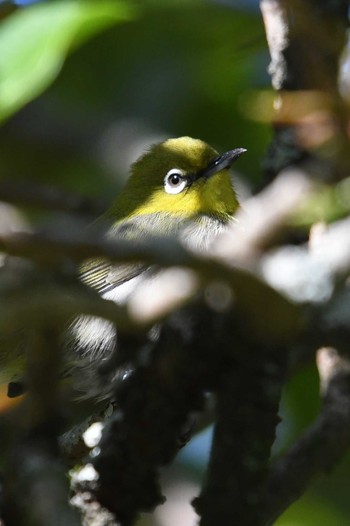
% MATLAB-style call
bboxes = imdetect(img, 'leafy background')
[0,0,349,524]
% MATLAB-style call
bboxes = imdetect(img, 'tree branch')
[260,0,350,179]
[264,347,350,525]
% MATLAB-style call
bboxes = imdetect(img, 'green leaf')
[0,0,137,122]
[275,493,349,526]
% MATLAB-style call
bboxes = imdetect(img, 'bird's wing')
[80,213,171,296]
[80,259,147,296]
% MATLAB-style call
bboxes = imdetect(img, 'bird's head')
[109,137,246,223]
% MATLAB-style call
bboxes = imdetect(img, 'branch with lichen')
[1,182,350,524]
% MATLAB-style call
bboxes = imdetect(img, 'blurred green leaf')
[276,493,349,526]
[1,3,268,196]
[292,179,350,226]
[0,0,137,122]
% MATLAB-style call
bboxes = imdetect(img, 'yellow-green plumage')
[106,137,239,223]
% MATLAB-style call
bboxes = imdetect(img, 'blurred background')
[0,0,349,524]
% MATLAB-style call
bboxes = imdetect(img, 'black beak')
[198,147,247,179]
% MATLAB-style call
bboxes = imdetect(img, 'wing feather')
[80,259,147,295]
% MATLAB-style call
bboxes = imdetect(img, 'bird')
[3,136,246,401]
[68,136,246,398]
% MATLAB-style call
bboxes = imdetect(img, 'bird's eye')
[164,169,187,195]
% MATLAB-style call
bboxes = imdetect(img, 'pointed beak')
[198,147,247,180]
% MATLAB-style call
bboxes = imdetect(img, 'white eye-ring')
[164,169,187,195]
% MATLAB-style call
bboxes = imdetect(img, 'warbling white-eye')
[3,136,246,400]
[69,136,246,398]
